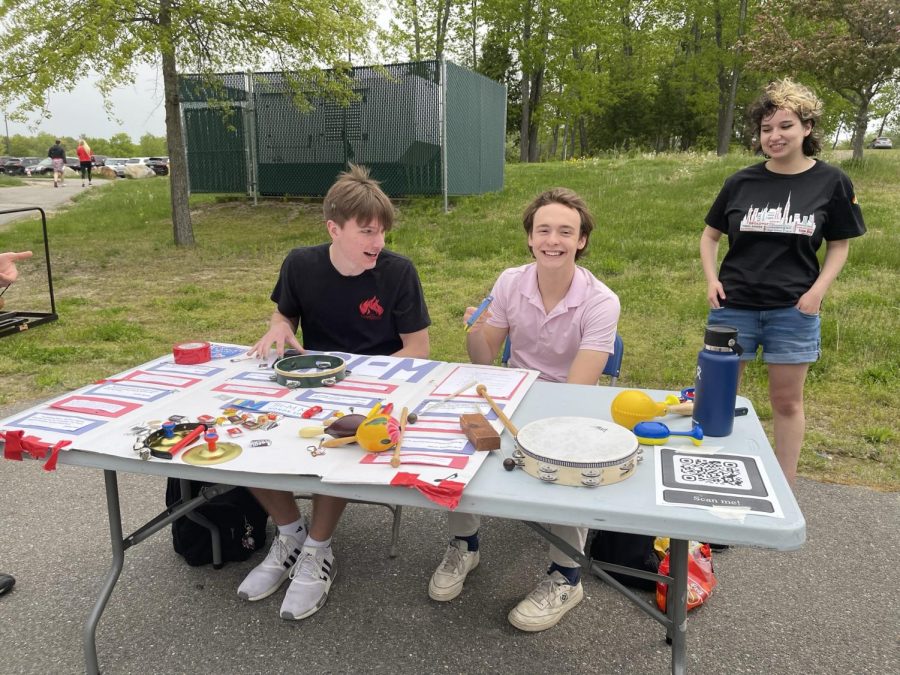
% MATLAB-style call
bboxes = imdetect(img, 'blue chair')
[502,332,623,385]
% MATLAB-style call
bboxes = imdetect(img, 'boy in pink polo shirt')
[428,188,620,632]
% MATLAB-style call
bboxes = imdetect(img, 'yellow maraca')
[610,390,669,430]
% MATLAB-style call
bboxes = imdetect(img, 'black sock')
[548,562,581,586]
[454,531,479,552]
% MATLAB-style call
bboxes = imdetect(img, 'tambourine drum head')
[515,416,639,487]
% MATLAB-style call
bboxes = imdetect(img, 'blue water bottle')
[692,325,743,437]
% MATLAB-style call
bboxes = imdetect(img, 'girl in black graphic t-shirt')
[700,79,865,485]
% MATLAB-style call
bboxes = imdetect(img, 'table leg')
[84,470,124,675]
[667,538,689,675]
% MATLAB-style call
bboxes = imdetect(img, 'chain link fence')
[179,61,505,201]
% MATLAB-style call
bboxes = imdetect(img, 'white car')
[869,137,893,150]
[103,158,128,178]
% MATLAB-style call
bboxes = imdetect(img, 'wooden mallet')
[390,407,410,468]
[475,384,518,437]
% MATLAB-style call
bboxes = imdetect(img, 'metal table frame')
[24,382,805,675]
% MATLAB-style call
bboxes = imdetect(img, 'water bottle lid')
[704,325,738,348]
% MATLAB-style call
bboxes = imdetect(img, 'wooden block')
[459,413,501,451]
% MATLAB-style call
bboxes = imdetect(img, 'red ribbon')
[390,472,465,509]
[1,430,71,471]
[42,440,71,472]
[2,429,49,460]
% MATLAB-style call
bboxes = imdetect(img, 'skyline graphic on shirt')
[739,192,815,236]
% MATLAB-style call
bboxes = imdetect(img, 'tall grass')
[1,151,897,488]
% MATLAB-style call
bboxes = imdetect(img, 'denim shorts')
[707,306,820,364]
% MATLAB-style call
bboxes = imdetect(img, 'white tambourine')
[513,416,641,487]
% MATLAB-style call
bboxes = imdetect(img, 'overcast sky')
[5,65,166,141]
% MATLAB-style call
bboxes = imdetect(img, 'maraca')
[321,401,404,452]
[299,414,366,438]
[633,421,704,446]
[610,390,667,429]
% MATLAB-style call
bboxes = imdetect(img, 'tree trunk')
[549,124,559,158]
[159,0,194,246]
[435,0,452,62]
[850,97,870,160]
[520,72,531,162]
[527,66,543,163]
[411,1,422,60]
[471,0,478,69]
[578,115,587,156]
[716,0,747,156]
[519,7,533,163]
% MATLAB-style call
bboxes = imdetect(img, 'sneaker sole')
[237,570,291,602]
[507,583,584,632]
[428,557,479,602]
[280,569,336,621]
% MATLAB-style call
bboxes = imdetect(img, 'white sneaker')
[280,545,336,620]
[507,571,584,632]
[428,539,480,601]
[237,523,307,601]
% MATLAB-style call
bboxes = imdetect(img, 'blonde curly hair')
[749,78,823,156]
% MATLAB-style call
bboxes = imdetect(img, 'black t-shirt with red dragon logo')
[271,244,430,355]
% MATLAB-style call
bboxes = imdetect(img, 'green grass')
[0,174,25,187]
[1,151,897,489]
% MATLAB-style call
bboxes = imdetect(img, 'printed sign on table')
[655,448,783,518]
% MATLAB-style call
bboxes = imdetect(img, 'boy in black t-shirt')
[240,165,430,620]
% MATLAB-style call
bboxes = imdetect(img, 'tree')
[0,0,371,245]
[745,0,900,160]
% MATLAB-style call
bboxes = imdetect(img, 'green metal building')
[179,61,505,201]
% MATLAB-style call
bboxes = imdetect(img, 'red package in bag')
[656,542,717,612]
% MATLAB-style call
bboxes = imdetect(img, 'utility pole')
[3,113,10,155]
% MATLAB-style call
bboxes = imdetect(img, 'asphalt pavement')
[0,391,897,675]
[0,178,109,230]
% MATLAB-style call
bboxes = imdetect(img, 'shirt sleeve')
[578,291,620,354]
[271,251,301,320]
[704,178,732,233]
[824,172,867,241]
[391,260,431,334]
[485,270,512,330]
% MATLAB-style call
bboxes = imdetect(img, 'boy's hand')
[247,324,304,359]
[0,251,33,286]
[463,306,493,333]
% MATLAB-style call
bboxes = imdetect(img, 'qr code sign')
[673,455,750,489]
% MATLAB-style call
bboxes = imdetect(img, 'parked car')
[868,136,893,149]
[102,158,128,178]
[25,158,53,176]
[0,157,41,176]
[145,156,169,176]
[4,157,42,175]
[92,154,108,167]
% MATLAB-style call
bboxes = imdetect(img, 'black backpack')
[164,479,269,567]
[588,529,660,591]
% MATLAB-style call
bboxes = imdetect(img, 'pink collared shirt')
[487,263,620,383]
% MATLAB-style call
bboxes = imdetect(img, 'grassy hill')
[1,150,897,488]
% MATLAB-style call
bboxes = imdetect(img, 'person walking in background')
[47,139,66,188]
[76,139,93,187]
[700,78,866,485]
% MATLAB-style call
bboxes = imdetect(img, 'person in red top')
[76,139,93,187]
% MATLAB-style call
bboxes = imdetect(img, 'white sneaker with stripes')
[237,522,307,602]
[280,545,336,620]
